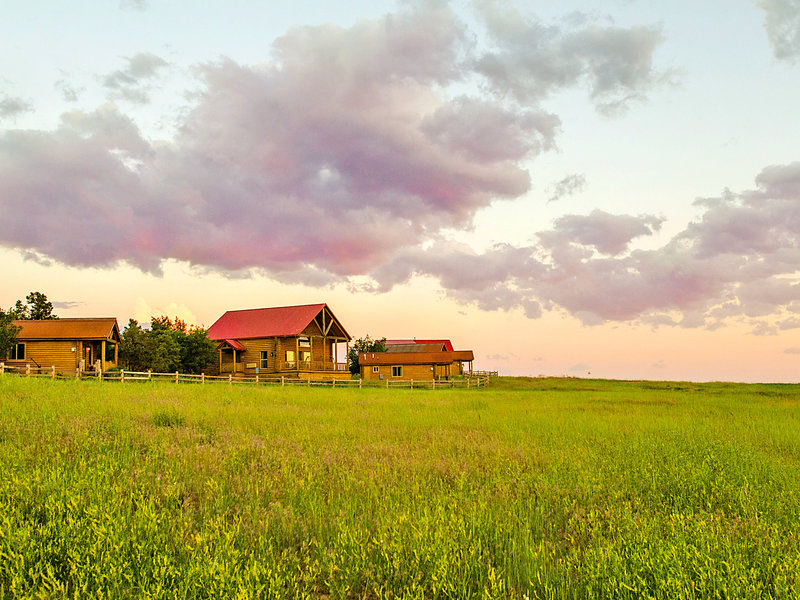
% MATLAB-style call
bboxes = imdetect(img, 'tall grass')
[0,376,799,598]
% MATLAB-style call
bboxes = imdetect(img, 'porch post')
[101,341,106,370]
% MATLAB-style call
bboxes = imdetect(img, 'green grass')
[0,376,799,599]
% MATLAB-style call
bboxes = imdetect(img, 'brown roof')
[359,350,474,366]
[385,343,447,353]
[13,318,120,342]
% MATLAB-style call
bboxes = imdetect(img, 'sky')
[2,0,800,382]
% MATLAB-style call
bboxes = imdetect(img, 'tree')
[179,327,217,374]
[348,335,387,375]
[118,316,216,374]
[119,319,149,371]
[7,292,57,320]
[0,309,21,359]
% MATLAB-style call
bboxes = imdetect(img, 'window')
[285,350,295,362]
[104,343,115,363]
[8,343,25,361]
[260,351,269,369]
[301,351,311,362]
[372,366,379,373]
[392,366,403,377]
[298,336,311,348]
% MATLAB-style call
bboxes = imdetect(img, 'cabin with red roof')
[206,303,351,379]
[6,318,121,373]
[361,338,474,381]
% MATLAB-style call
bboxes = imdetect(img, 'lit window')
[285,350,295,362]
[392,366,403,377]
[301,351,311,362]
[260,351,269,369]
[299,336,311,348]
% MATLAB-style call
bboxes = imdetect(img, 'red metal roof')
[386,339,455,351]
[13,318,120,341]
[207,304,350,341]
[218,339,245,351]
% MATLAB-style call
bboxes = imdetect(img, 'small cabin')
[6,318,121,373]
[206,303,351,379]
[360,338,474,381]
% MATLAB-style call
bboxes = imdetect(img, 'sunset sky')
[3,0,800,382]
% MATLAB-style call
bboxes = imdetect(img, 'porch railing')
[221,360,349,373]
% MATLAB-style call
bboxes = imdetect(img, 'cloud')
[0,2,665,282]
[568,363,591,372]
[102,52,168,103]
[542,209,664,255]
[133,297,199,326]
[473,1,669,115]
[547,173,586,202]
[367,161,800,329]
[0,95,33,120]
[55,79,84,102]
[784,347,800,354]
[52,301,86,310]
[756,0,800,62]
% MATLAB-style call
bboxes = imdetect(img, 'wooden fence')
[0,362,490,389]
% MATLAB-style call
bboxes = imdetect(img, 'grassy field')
[1,376,799,599]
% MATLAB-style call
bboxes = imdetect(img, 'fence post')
[229,374,232,385]
[97,368,102,380]
[148,370,152,382]
[332,378,335,388]
[51,365,56,379]
[0,362,4,375]
[202,373,205,384]
[386,377,389,389]
[467,377,470,389]
[121,370,125,383]
[410,379,413,390]
[255,374,258,384]
[359,378,362,389]
[432,379,435,390]
[26,363,30,377]
[176,371,179,384]
[307,376,311,386]
[75,367,80,379]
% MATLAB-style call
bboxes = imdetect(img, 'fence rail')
[0,362,490,389]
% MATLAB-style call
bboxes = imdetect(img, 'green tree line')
[119,316,216,374]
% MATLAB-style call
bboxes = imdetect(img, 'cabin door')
[85,345,94,369]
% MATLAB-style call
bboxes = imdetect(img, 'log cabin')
[206,303,351,379]
[6,318,121,373]
[359,349,475,381]
[361,338,474,381]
